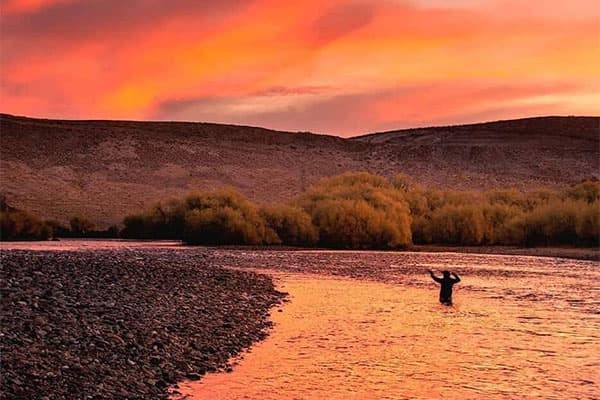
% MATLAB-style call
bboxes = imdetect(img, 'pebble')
[0,249,285,399]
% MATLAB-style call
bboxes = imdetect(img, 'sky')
[1,0,598,136]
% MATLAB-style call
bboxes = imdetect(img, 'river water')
[188,250,600,400]
[2,240,599,399]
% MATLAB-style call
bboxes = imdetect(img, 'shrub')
[393,173,421,193]
[122,200,186,239]
[521,199,584,246]
[485,189,524,208]
[182,190,277,245]
[122,214,150,238]
[563,180,600,203]
[481,204,523,244]
[69,216,95,236]
[120,173,599,248]
[297,172,412,249]
[260,205,318,246]
[0,210,51,241]
[427,204,485,245]
[575,202,600,246]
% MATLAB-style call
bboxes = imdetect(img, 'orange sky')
[1,0,598,136]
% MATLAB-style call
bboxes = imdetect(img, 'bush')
[576,202,600,246]
[69,216,95,236]
[393,173,421,193]
[260,205,318,246]
[481,204,523,244]
[563,180,600,203]
[182,190,277,245]
[485,189,524,208]
[310,199,411,248]
[121,200,185,239]
[406,183,599,247]
[0,210,51,241]
[520,199,598,246]
[297,172,412,249]
[427,204,485,245]
[120,173,599,248]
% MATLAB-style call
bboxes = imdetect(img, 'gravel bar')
[0,249,285,399]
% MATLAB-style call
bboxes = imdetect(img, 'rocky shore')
[0,249,285,399]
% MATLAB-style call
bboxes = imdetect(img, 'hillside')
[1,114,598,227]
[354,117,598,146]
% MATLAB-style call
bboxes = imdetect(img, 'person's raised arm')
[452,272,461,283]
[428,269,442,283]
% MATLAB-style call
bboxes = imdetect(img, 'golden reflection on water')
[4,241,597,399]
[179,272,599,400]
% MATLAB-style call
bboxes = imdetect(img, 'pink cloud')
[1,0,597,133]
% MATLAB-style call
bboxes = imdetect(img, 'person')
[428,269,460,306]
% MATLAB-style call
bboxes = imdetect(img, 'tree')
[69,216,95,236]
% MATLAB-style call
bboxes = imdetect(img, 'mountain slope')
[353,116,598,146]
[1,114,598,226]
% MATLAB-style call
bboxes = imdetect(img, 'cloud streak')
[1,0,598,135]
[152,80,587,135]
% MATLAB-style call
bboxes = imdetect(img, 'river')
[2,240,598,399]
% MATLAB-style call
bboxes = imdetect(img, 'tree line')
[119,172,598,248]
[0,196,116,241]
[1,173,598,248]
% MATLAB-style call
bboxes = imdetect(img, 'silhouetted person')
[428,269,460,306]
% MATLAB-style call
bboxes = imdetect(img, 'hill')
[1,114,598,227]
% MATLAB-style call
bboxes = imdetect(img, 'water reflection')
[2,241,598,398]
[0,238,183,251]
[180,272,599,399]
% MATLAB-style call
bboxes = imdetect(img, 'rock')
[0,249,285,399]
[150,356,161,366]
[155,379,167,388]
[186,373,201,381]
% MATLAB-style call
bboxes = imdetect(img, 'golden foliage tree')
[297,172,412,249]
[0,210,51,241]
[183,190,278,245]
[260,205,318,246]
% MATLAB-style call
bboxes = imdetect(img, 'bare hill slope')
[1,114,598,226]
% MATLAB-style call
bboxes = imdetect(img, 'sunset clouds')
[1,0,598,135]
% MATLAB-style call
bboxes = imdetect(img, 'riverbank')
[410,245,600,261]
[0,250,285,399]
[2,240,597,262]
[206,244,599,262]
